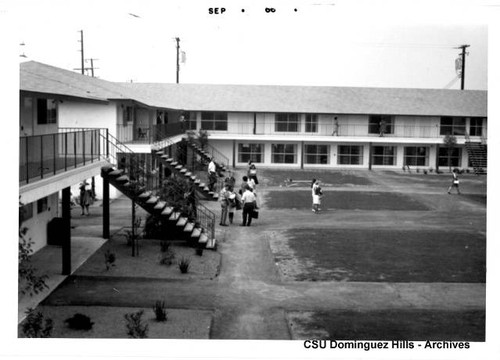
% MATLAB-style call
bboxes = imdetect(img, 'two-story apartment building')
[19,61,487,260]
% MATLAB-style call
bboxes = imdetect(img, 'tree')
[443,134,457,172]
[19,200,48,296]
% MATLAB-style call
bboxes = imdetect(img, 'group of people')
[218,161,260,227]
[311,179,323,214]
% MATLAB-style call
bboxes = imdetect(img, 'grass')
[288,309,485,341]
[276,228,485,282]
[266,190,430,211]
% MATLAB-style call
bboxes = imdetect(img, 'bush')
[144,215,163,239]
[195,247,204,256]
[124,310,148,338]
[178,257,191,273]
[153,300,168,322]
[22,308,53,338]
[159,241,176,265]
[65,313,94,330]
[104,250,116,270]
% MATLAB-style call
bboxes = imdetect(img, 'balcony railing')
[20,128,108,185]
[202,121,486,139]
[117,123,185,144]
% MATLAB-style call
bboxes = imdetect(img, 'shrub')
[104,250,116,270]
[195,247,204,256]
[178,257,191,273]
[65,313,94,330]
[153,300,168,322]
[22,308,53,338]
[124,310,148,338]
[159,241,176,266]
[144,215,163,239]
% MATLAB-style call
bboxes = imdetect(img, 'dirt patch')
[266,190,430,211]
[287,309,485,341]
[18,305,212,339]
[74,230,221,280]
[271,229,486,282]
[258,169,373,187]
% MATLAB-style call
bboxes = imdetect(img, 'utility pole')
[79,30,84,75]
[87,58,99,77]
[456,44,470,90]
[175,37,180,83]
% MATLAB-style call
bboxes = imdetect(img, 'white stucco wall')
[58,100,118,138]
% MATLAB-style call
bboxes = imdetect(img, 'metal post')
[368,142,373,170]
[131,200,136,257]
[102,174,110,238]
[64,132,68,171]
[175,37,180,83]
[300,141,304,169]
[62,187,72,275]
[40,135,44,179]
[74,131,77,168]
[53,134,56,175]
[82,130,86,165]
[25,137,29,183]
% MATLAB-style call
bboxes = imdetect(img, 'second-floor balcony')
[117,123,185,145]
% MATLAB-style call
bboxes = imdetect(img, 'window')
[404,146,428,166]
[372,146,397,166]
[182,112,197,130]
[338,145,363,165]
[156,110,168,124]
[304,145,329,164]
[275,113,299,132]
[272,144,296,163]
[469,117,483,137]
[201,112,227,131]
[20,203,33,222]
[369,115,393,135]
[305,114,318,133]
[37,99,57,124]
[124,106,134,123]
[37,197,48,214]
[438,147,462,167]
[440,117,466,136]
[238,143,264,163]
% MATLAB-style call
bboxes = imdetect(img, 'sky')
[4,0,494,90]
[2,0,500,359]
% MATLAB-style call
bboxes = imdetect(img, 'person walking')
[332,116,339,136]
[240,185,257,226]
[208,157,217,192]
[311,179,323,213]
[447,168,461,195]
[226,186,238,224]
[247,161,259,185]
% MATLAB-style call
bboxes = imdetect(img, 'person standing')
[311,179,323,213]
[219,184,230,226]
[226,186,238,224]
[247,161,259,185]
[379,118,387,137]
[79,179,92,215]
[208,157,217,192]
[240,185,257,226]
[447,168,461,195]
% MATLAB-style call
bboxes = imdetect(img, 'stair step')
[161,206,174,216]
[169,211,181,221]
[183,222,195,232]
[180,168,187,173]
[184,172,192,177]
[194,179,201,184]
[108,169,124,176]
[154,201,167,210]
[175,165,183,170]
[199,182,206,188]
[170,161,178,166]
[165,158,174,163]
[161,155,170,160]
[146,196,158,204]
[190,175,197,181]
[116,175,129,182]
[176,217,188,227]
[212,193,219,200]
[138,191,152,199]
[203,187,210,192]
[155,151,164,156]
[198,233,208,244]
[191,228,201,238]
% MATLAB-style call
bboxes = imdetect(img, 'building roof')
[121,83,487,117]
[20,61,135,102]
[21,61,487,117]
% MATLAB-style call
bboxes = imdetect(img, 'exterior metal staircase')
[183,138,228,176]
[153,148,220,201]
[465,133,487,175]
[100,132,217,249]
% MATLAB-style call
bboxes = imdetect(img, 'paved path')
[39,170,486,339]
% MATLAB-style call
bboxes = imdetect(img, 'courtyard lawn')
[274,229,485,282]
[288,309,485,341]
[266,190,429,211]
[258,169,373,187]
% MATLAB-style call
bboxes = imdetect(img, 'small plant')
[124,310,149,338]
[104,249,116,270]
[160,240,170,253]
[195,247,204,256]
[159,240,176,265]
[429,167,434,173]
[22,308,53,338]
[178,256,191,273]
[423,169,428,175]
[65,313,94,330]
[153,300,168,322]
